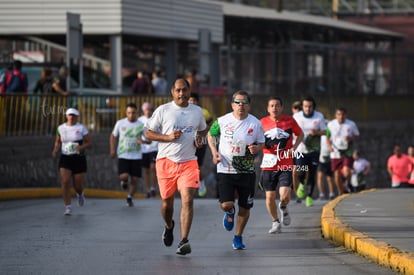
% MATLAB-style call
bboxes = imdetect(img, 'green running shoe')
[305,196,314,207]
[296,183,305,199]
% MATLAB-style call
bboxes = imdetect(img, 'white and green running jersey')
[112,118,144,160]
[56,122,89,155]
[209,113,265,174]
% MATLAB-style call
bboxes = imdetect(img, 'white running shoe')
[268,221,281,234]
[279,202,291,226]
[64,207,72,216]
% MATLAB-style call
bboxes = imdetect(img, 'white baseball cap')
[66,108,79,116]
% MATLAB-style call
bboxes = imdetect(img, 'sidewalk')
[321,188,414,275]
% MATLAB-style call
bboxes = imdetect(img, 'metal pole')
[332,0,339,19]
[79,23,83,89]
[110,35,122,93]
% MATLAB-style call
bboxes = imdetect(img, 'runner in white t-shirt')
[290,101,302,202]
[293,96,326,207]
[317,134,336,200]
[138,102,158,198]
[326,107,360,195]
[208,90,265,250]
[145,78,208,256]
[52,108,92,216]
[350,150,370,192]
[110,102,145,207]
[189,93,214,197]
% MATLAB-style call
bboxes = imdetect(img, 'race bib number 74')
[229,140,246,156]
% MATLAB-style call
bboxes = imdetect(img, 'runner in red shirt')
[259,97,304,234]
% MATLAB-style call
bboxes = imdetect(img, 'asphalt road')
[0,197,395,275]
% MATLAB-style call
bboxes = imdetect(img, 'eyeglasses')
[233,99,250,105]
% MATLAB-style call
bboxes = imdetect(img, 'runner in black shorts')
[141,151,157,169]
[261,170,292,190]
[318,161,333,177]
[52,108,92,216]
[118,159,142,178]
[316,133,336,200]
[110,103,145,207]
[208,90,265,250]
[259,97,303,234]
[59,154,87,174]
[317,160,335,200]
[141,150,157,197]
[217,173,256,210]
[189,93,213,197]
[259,170,293,231]
[138,102,158,198]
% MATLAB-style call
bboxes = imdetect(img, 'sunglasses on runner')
[233,99,250,105]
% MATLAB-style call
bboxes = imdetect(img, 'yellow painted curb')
[0,188,146,200]
[321,189,414,275]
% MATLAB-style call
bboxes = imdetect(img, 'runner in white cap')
[52,108,92,215]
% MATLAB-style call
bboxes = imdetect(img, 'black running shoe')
[162,220,174,247]
[126,197,134,207]
[176,239,191,255]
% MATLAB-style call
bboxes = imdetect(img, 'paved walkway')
[322,188,414,275]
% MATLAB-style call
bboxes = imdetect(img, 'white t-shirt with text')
[145,101,207,163]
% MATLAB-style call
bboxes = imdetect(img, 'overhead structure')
[215,0,403,45]
[0,0,404,93]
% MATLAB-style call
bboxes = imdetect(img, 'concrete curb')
[0,188,146,200]
[321,189,414,275]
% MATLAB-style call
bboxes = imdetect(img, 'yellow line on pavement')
[321,189,414,275]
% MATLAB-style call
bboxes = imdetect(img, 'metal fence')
[222,41,414,97]
[0,94,228,137]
